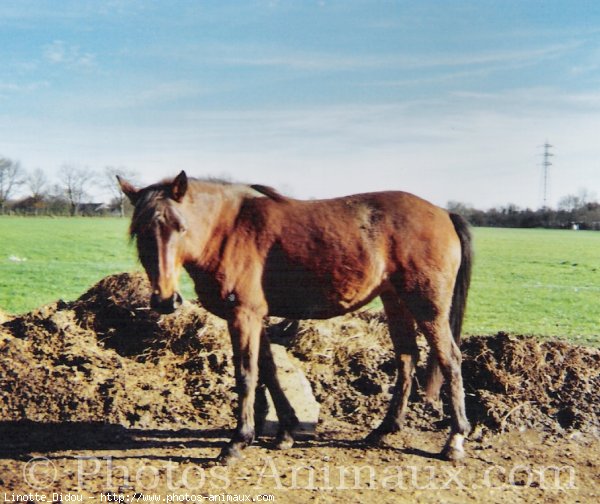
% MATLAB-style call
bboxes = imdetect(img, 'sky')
[1,0,600,209]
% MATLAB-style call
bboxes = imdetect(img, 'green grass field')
[1,217,599,345]
[467,227,600,346]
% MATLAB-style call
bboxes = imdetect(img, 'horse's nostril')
[173,291,183,307]
[150,292,182,314]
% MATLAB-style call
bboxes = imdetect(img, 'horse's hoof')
[216,445,244,466]
[441,446,465,461]
[442,433,466,461]
[363,431,390,448]
[274,432,294,450]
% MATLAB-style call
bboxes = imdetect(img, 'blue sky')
[1,0,600,208]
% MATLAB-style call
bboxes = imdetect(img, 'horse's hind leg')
[365,290,419,446]
[259,331,299,450]
[419,318,471,460]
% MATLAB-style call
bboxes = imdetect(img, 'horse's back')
[272,190,459,263]
[245,190,461,318]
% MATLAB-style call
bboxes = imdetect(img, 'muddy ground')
[0,273,599,503]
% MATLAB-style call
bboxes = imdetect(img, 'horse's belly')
[266,295,353,319]
[267,299,374,320]
[262,243,387,319]
[264,274,382,319]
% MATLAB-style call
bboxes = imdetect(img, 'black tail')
[425,213,473,402]
[448,213,473,346]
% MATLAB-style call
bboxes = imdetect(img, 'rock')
[263,343,320,437]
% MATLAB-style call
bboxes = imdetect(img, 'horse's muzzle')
[150,291,183,314]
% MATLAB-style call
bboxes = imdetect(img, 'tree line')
[0,155,138,217]
[2,154,599,228]
[448,189,600,230]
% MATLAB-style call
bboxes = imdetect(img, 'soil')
[0,273,598,502]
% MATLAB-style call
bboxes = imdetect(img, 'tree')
[47,184,70,215]
[446,201,473,215]
[103,166,140,217]
[558,188,598,212]
[445,200,484,224]
[27,168,48,198]
[0,156,26,212]
[58,165,95,216]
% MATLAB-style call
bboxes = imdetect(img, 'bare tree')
[58,165,95,216]
[0,156,26,212]
[27,168,48,198]
[558,188,598,212]
[103,166,140,217]
[558,194,580,212]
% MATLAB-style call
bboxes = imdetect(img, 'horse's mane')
[249,184,287,202]
[129,177,287,238]
[193,177,287,203]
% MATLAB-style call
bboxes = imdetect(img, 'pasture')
[1,216,599,501]
[0,216,599,345]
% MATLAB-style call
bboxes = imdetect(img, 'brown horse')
[118,171,473,464]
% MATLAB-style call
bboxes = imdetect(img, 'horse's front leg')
[259,330,299,450]
[218,307,263,464]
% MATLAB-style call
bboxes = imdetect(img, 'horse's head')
[118,171,189,314]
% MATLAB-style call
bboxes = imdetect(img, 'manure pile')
[0,273,598,438]
[0,273,235,431]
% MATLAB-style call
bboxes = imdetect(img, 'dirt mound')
[1,272,598,439]
[0,273,235,429]
[288,316,600,436]
[461,332,600,433]
[283,314,406,427]
[0,308,11,324]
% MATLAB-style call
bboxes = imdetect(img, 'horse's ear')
[171,170,188,202]
[117,175,139,204]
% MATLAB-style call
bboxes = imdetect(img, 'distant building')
[78,203,112,216]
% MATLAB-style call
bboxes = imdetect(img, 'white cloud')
[0,80,49,98]
[212,40,579,73]
[127,38,579,77]
[63,80,209,111]
[450,87,600,114]
[43,40,96,69]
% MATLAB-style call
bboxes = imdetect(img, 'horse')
[118,171,473,464]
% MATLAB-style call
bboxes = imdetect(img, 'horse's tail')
[425,213,473,403]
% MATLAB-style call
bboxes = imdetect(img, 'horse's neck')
[186,184,245,268]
